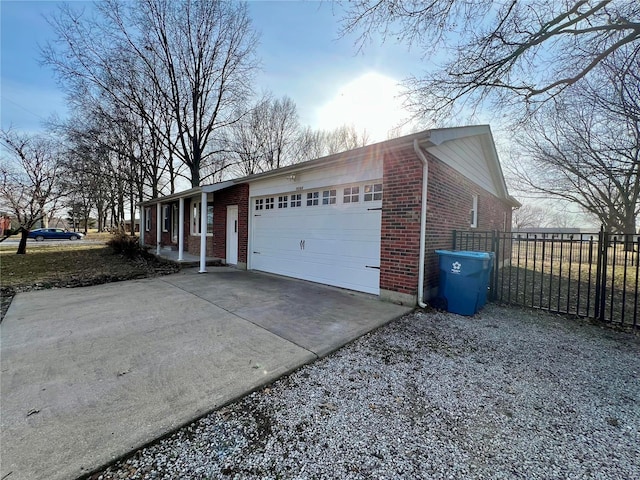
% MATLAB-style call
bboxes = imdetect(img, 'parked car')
[28,228,84,241]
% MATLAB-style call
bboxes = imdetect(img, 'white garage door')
[250,183,382,294]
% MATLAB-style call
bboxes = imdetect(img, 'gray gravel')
[93,304,639,480]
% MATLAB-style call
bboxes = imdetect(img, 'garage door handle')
[366,265,380,269]
[367,207,382,211]
[300,240,305,250]
[235,220,237,233]
[253,251,261,254]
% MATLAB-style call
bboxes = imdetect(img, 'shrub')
[107,234,150,259]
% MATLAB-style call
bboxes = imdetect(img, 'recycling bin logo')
[451,261,462,274]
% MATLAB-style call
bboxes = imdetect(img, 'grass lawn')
[0,239,179,320]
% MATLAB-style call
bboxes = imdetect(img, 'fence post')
[595,227,603,320]
[595,227,608,322]
[491,230,499,301]
[600,230,610,322]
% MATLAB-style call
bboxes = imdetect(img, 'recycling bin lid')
[435,250,491,259]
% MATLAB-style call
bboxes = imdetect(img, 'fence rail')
[452,229,638,328]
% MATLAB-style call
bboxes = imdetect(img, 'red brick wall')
[143,206,156,248]
[424,152,512,292]
[212,184,249,263]
[380,146,424,296]
[161,205,173,245]
[143,202,189,249]
[381,147,514,299]
[187,234,214,257]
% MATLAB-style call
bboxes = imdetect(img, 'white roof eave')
[138,125,516,206]
[138,180,236,206]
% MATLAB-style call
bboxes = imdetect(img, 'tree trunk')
[623,216,637,251]
[191,128,201,187]
[168,151,175,194]
[16,228,28,255]
[129,192,136,236]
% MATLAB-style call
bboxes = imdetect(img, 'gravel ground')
[93,305,639,480]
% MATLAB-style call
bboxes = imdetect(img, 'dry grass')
[1,244,148,287]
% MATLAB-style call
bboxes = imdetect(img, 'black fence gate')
[452,229,639,328]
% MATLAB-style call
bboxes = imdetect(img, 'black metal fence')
[452,229,639,328]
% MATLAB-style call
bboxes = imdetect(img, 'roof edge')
[138,125,515,204]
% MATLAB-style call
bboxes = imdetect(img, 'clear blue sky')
[1,0,424,141]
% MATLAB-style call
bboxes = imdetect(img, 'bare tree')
[43,0,260,188]
[262,96,300,170]
[227,106,268,177]
[340,0,640,121]
[227,95,301,176]
[512,205,551,230]
[0,131,64,254]
[297,124,371,162]
[510,48,639,237]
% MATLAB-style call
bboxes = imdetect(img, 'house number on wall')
[296,186,304,191]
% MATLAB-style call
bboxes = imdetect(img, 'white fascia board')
[478,134,508,198]
[427,125,491,146]
[236,130,443,185]
[428,124,516,204]
[138,187,202,207]
[138,180,237,206]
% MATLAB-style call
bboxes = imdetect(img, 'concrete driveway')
[0,268,411,480]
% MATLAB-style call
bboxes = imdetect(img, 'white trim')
[162,205,170,232]
[190,198,200,235]
[199,190,207,273]
[190,196,214,236]
[226,205,238,265]
[139,205,145,246]
[471,195,479,228]
[144,207,151,232]
[414,139,429,309]
[156,202,161,255]
[178,197,184,261]
[139,180,235,206]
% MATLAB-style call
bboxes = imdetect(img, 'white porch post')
[178,197,184,261]
[156,202,162,256]
[139,205,145,246]
[199,191,207,273]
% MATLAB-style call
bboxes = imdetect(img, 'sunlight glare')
[316,72,409,142]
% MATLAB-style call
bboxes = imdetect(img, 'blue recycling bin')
[435,250,493,316]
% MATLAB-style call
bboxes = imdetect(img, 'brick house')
[140,125,519,306]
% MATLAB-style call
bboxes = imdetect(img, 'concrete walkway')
[0,268,411,480]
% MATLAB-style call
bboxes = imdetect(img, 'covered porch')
[138,181,235,273]
[155,248,223,268]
